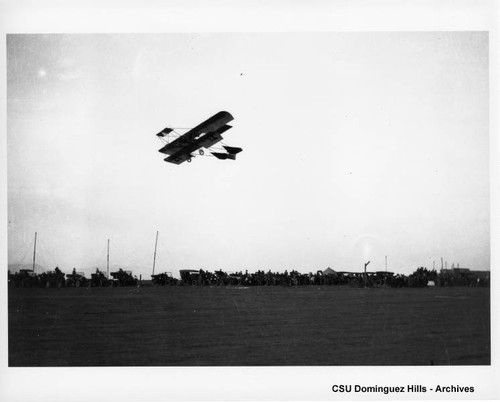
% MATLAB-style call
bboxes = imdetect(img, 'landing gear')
[199,149,204,155]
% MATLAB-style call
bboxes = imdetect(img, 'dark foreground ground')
[8,286,490,366]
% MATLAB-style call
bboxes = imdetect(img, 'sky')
[7,32,490,278]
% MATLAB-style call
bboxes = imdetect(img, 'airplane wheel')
[187,158,192,163]
[199,150,204,155]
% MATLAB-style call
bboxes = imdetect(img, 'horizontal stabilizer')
[211,152,236,160]
[156,127,173,137]
[223,146,243,155]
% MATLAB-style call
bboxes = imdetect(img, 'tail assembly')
[212,146,243,161]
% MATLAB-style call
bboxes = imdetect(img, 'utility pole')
[385,255,387,272]
[32,232,37,273]
[107,239,110,279]
[152,231,159,276]
[364,260,370,287]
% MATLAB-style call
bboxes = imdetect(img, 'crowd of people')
[169,267,488,288]
[172,269,405,287]
[8,265,489,288]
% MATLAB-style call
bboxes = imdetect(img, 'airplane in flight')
[156,111,242,164]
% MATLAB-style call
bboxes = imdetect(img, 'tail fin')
[223,146,243,155]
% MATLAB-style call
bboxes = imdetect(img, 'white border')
[0,1,498,401]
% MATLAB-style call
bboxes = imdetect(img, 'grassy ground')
[8,286,490,366]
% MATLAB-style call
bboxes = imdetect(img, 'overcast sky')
[7,32,489,277]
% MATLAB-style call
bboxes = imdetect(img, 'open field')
[8,286,490,366]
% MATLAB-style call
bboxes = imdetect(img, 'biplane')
[156,111,242,164]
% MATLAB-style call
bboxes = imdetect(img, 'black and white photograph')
[1,1,499,401]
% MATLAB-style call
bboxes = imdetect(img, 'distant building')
[323,267,337,276]
[441,267,470,274]
[440,267,489,277]
[439,267,490,286]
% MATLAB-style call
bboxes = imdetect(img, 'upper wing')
[159,111,234,155]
